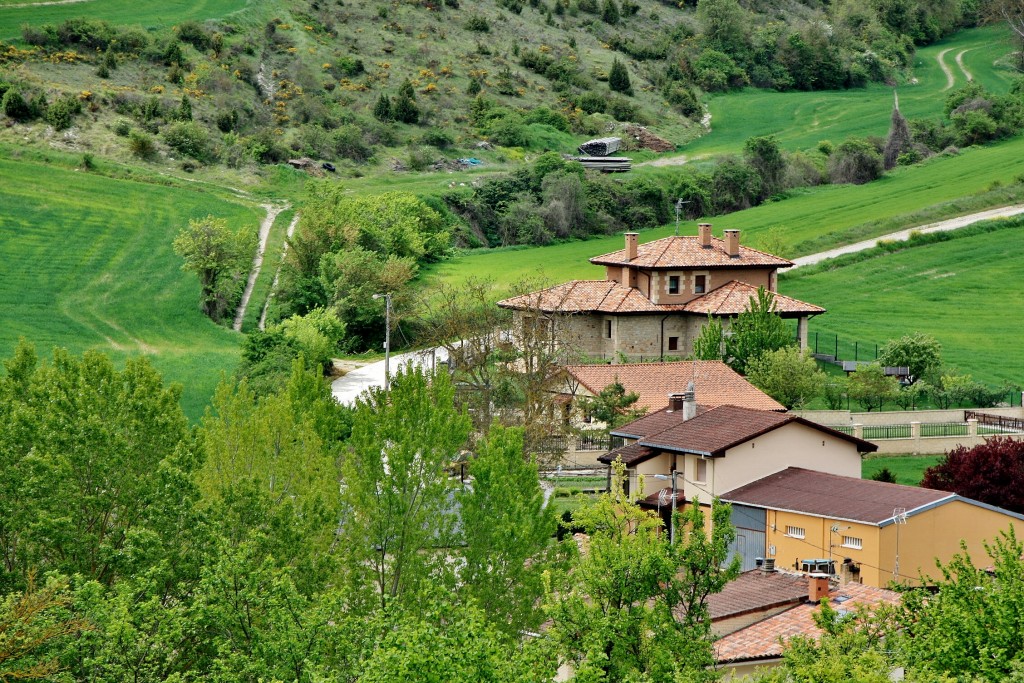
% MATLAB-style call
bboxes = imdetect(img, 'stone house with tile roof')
[497,224,824,362]
[720,466,1024,588]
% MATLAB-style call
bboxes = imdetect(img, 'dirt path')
[937,48,957,91]
[1,0,90,8]
[258,211,301,331]
[955,49,974,82]
[790,204,1024,269]
[233,203,288,332]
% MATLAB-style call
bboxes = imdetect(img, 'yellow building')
[721,467,1024,587]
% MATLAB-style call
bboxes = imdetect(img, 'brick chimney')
[699,223,712,248]
[667,393,685,412]
[807,574,831,603]
[724,229,740,258]
[667,383,697,420]
[625,232,638,261]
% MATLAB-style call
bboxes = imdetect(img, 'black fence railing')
[811,331,879,363]
[965,411,1024,432]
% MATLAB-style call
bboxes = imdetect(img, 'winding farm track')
[0,0,90,7]
[937,47,974,90]
[955,49,974,82]
[233,203,287,332]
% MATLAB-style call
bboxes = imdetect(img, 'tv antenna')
[674,198,690,236]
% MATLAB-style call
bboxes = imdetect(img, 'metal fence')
[810,331,879,363]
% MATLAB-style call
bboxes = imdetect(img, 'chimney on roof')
[668,382,698,420]
[724,229,740,258]
[762,558,776,574]
[807,574,831,604]
[625,232,638,261]
[699,223,712,248]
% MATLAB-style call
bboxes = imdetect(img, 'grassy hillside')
[0,152,263,418]
[784,218,1024,386]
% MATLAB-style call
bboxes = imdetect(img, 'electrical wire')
[772,529,921,583]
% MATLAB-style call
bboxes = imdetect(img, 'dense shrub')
[175,21,211,50]
[163,121,215,162]
[464,15,491,32]
[421,128,455,149]
[44,94,82,130]
[608,58,632,95]
[334,124,373,162]
[1,88,33,122]
[828,138,883,185]
[128,130,156,159]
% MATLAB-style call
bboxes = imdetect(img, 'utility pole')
[674,198,690,236]
[373,292,392,392]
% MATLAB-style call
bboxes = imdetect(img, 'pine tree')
[393,80,420,124]
[373,92,393,122]
[177,95,192,122]
[602,0,620,24]
[608,58,632,96]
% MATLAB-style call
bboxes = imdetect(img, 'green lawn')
[785,217,1024,386]
[862,455,943,486]
[0,154,263,419]
[0,0,253,40]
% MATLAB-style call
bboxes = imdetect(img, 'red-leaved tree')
[921,437,1024,514]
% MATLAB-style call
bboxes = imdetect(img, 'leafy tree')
[693,315,725,360]
[822,375,849,410]
[456,425,557,636]
[275,306,346,373]
[0,574,89,680]
[892,381,926,410]
[544,460,739,681]
[608,58,633,95]
[724,286,794,374]
[847,363,900,411]
[878,332,942,382]
[372,92,392,122]
[747,346,825,409]
[924,370,975,409]
[828,138,884,184]
[0,343,197,587]
[393,79,419,124]
[339,364,472,611]
[173,214,256,321]
[697,0,749,59]
[920,438,1024,513]
[744,134,786,199]
[579,380,646,430]
[1,89,33,122]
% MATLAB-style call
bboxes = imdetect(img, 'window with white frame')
[842,535,863,549]
[786,525,805,539]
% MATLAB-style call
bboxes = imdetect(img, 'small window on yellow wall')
[694,274,707,294]
[695,458,707,482]
[786,525,805,539]
[842,535,863,549]
[668,275,680,294]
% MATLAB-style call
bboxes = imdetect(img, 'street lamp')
[653,471,680,545]
[372,292,392,392]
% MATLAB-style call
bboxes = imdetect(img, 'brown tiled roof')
[590,235,792,269]
[637,405,793,456]
[611,406,878,456]
[597,441,658,466]
[707,570,810,621]
[683,281,826,317]
[564,361,785,413]
[714,582,900,664]
[721,467,951,525]
[496,280,688,314]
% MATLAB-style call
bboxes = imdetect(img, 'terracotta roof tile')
[714,582,900,663]
[564,361,785,413]
[496,280,688,314]
[707,570,810,621]
[683,281,825,317]
[590,235,792,269]
[597,441,657,466]
[721,467,951,525]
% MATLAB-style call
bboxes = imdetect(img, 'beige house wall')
[604,265,777,306]
[681,422,864,500]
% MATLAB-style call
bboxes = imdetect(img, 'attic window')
[694,274,707,294]
[786,525,805,539]
[668,276,680,295]
[842,536,863,550]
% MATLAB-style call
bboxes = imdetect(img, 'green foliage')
[545,460,739,682]
[373,92,393,122]
[0,575,88,680]
[877,332,942,381]
[868,466,898,483]
[457,425,557,635]
[747,346,825,409]
[393,79,420,124]
[744,134,786,199]
[602,0,620,24]
[847,363,900,411]
[173,214,256,321]
[1,88,33,122]
[608,57,633,95]
[692,315,725,360]
[724,287,795,374]
[829,138,884,184]
[162,121,214,162]
[43,93,82,131]
[339,365,472,611]
[127,130,156,158]
[275,306,346,373]
[579,380,646,430]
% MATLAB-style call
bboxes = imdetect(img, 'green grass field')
[862,455,943,486]
[0,0,252,40]
[785,217,1024,386]
[0,153,263,419]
